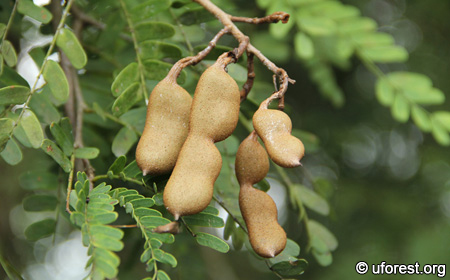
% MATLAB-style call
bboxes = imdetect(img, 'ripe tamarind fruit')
[136,77,192,176]
[253,108,304,168]
[236,132,287,258]
[163,56,240,219]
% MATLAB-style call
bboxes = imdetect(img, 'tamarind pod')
[239,185,287,258]
[189,62,241,142]
[236,132,287,258]
[235,131,269,185]
[136,78,192,176]
[163,60,240,219]
[163,135,222,220]
[253,108,305,168]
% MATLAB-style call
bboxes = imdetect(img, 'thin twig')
[193,0,295,109]
[240,52,255,101]
[166,27,230,81]
[118,0,150,102]
[66,154,76,214]
[180,218,196,237]
[231,12,290,24]
[213,195,248,234]
[7,0,77,140]
[111,224,138,228]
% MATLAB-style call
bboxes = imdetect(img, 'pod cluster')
[135,53,304,259]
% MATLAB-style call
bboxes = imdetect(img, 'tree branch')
[231,12,290,24]
[193,0,295,108]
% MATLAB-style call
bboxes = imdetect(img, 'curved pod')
[236,133,287,258]
[253,108,305,168]
[136,78,192,175]
[163,60,240,219]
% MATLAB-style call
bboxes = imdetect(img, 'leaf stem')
[118,0,149,103]
[1,0,19,45]
[7,0,77,139]
[65,154,76,214]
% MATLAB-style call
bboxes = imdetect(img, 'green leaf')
[19,171,58,190]
[294,32,314,60]
[295,184,330,216]
[108,155,127,174]
[1,40,17,67]
[182,213,225,228]
[29,90,61,124]
[360,45,408,63]
[0,118,13,152]
[157,270,170,280]
[223,215,235,240]
[140,216,172,228]
[139,41,182,60]
[297,17,336,36]
[351,32,395,48]
[178,7,215,26]
[375,77,394,106]
[201,205,220,216]
[111,83,142,117]
[93,247,120,267]
[404,88,445,105]
[269,239,301,265]
[0,85,29,105]
[24,218,56,241]
[111,63,139,97]
[23,195,57,212]
[41,139,72,172]
[70,211,84,227]
[17,0,52,23]
[89,211,118,225]
[90,225,124,240]
[337,17,377,34]
[143,59,186,84]
[91,234,124,252]
[56,28,87,69]
[308,220,338,251]
[134,207,162,217]
[43,60,69,105]
[391,94,410,123]
[75,147,100,159]
[28,47,46,66]
[195,232,229,253]
[91,254,118,279]
[0,65,28,87]
[120,107,146,133]
[134,22,176,41]
[129,198,155,208]
[50,122,74,156]
[431,115,450,146]
[0,138,22,165]
[0,24,5,37]
[231,227,245,251]
[153,249,177,268]
[15,109,43,149]
[411,106,432,132]
[312,249,333,266]
[434,111,450,131]
[129,0,171,23]
[271,259,308,278]
[111,126,138,157]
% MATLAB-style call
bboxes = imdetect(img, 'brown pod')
[163,59,240,219]
[136,77,192,176]
[253,108,305,168]
[236,132,287,258]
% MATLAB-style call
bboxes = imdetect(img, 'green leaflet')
[17,0,52,24]
[195,232,229,253]
[56,28,87,69]
[43,60,69,105]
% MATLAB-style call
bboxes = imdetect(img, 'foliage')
[0,0,449,279]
